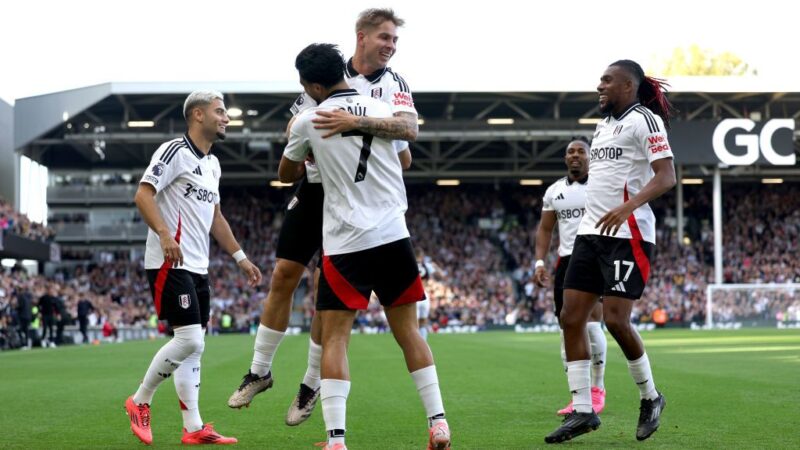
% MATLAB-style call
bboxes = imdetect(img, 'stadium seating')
[0,197,55,242]
[1,182,798,348]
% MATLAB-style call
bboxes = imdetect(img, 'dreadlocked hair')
[611,59,678,130]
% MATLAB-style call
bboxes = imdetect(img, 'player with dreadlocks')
[544,59,677,444]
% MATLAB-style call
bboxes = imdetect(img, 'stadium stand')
[0,197,54,241]
[3,85,799,350]
[3,181,798,349]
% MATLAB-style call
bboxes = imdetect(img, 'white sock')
[566,360,592,413]
[251,325,285,377]
[587,322,607,390]
[175,346,204,432]
[321,379,350,445]
[301,339,322,390]
[133,324,204,405]
[411,365,446,425]
[559,330,568,372]
[419,325,429,341]
[627,353,659,400]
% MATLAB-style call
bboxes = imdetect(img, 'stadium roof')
[15,82,800,182]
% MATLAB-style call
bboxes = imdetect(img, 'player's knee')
[321,333,348,350]
[559,308,583,331]
[172,324,205,356]
[271,262,303,291]
[394,324,425,347]
[603,314,630,334]
[193,337,206,355]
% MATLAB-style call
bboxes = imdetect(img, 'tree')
[654,45,757,76]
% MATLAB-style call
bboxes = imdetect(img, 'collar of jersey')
[345,58,388,83]
[327,89,359,99]
[566,174,588,185]
[608,102,640,122]
[183,134,206,160]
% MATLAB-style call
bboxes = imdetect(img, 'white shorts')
[417,297,430,321]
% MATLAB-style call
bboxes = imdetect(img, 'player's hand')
[533,266,549,288]
[237,259,262,287]
[595,202,635,236]
[159,232,183,267]
[312,110,359,138]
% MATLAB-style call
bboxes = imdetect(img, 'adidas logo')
[556,193,565,201]
[193,166,202,176]
[610,282,626,293]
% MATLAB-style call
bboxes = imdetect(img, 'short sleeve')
[542,185,555,211]
[635,113,674,163]
[384,70,417,116]
[140,141,184,193]
[212,157,222,204]
[283,112,312,162]
[289,92,318,116]
[392,140,408,153]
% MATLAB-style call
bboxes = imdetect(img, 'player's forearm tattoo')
[356,113,418,141]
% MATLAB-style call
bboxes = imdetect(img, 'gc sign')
[712,119,795,165]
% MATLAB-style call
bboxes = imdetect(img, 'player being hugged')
[227,9,418,428]
[279,43,451,450]
[545,60,677,444]
[125,90,262,446]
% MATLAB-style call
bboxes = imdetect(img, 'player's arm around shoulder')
[312,101,418,141]
[278,112,313,183]
[210,204,262,286]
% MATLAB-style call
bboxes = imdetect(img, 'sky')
[2,0,799,104]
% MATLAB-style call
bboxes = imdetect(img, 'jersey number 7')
[342,130,374,183]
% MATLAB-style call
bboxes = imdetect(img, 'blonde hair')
[183,90,224,120]
[355,8,404,32]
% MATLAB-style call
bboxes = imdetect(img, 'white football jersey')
[290,58,417,183]
[577,103,674,243]
[140,135,221,274]
[284,89,409,255]
[542,176,587,256]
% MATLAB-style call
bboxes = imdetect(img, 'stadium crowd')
[0,197,55,242]
[2,182,799,349]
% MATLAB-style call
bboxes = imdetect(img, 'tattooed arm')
[354,112,418,141]
[312,110,418,142]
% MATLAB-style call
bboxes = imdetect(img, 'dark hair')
[610,59,677,129]
[295,43,345,89]
[570,135,590,145]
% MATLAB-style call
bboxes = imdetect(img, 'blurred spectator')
[77,296,94,344]
[0,197,55,242]
[38,286,59,348]
[1,182,797,350]
[16,285,34,349]
[55,294,70,344]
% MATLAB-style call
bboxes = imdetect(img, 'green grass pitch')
[1,328,799,449]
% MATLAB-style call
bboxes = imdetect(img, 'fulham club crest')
[614,125,624,136]
[371,87,382,99]
[179,294,191,309]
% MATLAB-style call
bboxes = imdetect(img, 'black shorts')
[275,177,324,266]
[563,235,655,300]
[317,238,426,311]
[553,255,570,318]
[146,268,210,327]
